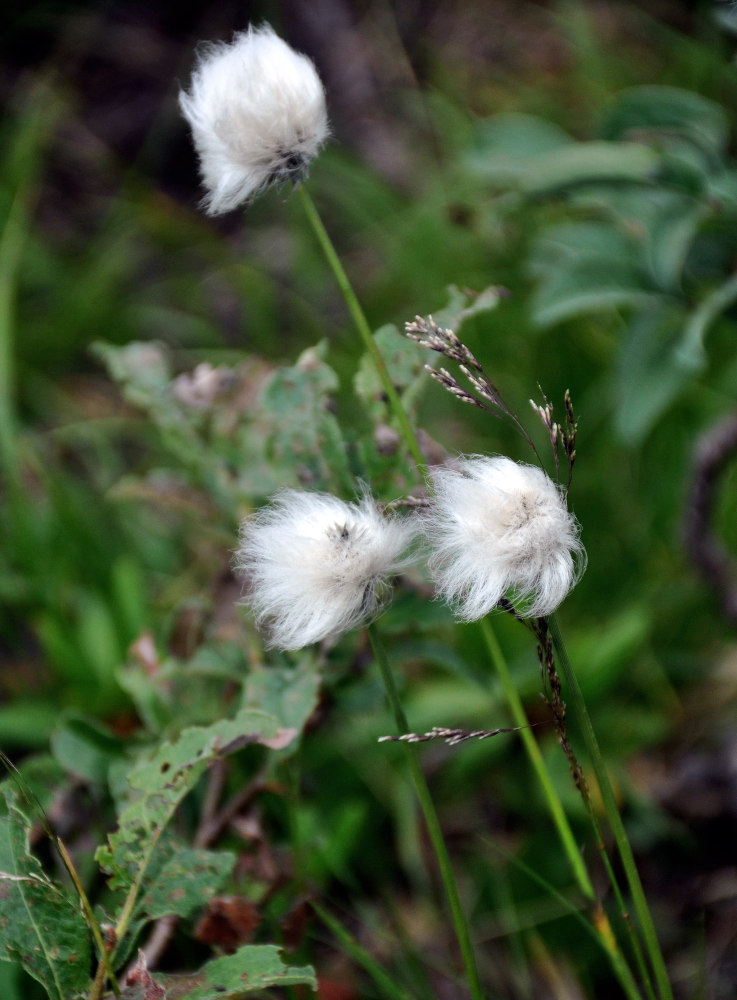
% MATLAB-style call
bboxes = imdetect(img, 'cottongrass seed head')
[426,456,586,619]
[179,24,329,215]
[235,489,417,651]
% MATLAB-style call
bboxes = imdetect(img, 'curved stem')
[479,618,594,901]
[297,185,427,477]
[548,613,673,1000]
[367,623,485,1000]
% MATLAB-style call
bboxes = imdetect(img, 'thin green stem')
[479,617,595,902]
[367,624,485,1000]
[297,185,427,477]
[312,902,419,1000]
[486,839,643,1000]
[56,838,120,997]
[548,613,673,1000]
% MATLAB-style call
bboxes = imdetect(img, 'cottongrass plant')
[179,23,426,472]
[235,489,417,650]
[180,27,672,1000]
[426,455,586,619]
[179,24,329,214]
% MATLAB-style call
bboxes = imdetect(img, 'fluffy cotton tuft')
[179,24,329,215]
[235,490,417,650]
[425,456,585,619]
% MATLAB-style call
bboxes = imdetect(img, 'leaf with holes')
[136,846,235,922]
[155,945,316,997]
[96,708,294,893]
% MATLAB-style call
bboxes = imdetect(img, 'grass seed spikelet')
[235,489,417,650]
[179,24,329,215]
[426,455,585,619]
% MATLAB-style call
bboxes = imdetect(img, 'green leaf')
[614,303,692,442]
[92,341,172,411]
[429,283,503,330]
[518,141,660,195]
[599,85,729,159]
[0,788,91,1000]
[50,713,125,785]
[136,846,235,922]
[529,221,636,281]
[243,652,321,736]
[258,341,352,493]
[465,113,573,184]
[96,708,294,894]
[531,257,654,328]
[154,944,316,997]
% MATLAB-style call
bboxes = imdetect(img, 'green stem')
[297,185,427,477]
[548,613,673,1000]
[487,839,643,1000]
[479,618,595,902]
[367,624,485,1000]
[312,902,418,1000]
[56,838,119,997]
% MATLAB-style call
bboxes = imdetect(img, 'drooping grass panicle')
[179,24,329,215]
[405,314,543,465]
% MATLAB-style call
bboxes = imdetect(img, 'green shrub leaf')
[154,944,316,997]
[0,789,91,1000]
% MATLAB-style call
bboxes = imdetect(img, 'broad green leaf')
[50,713,125,785]
[643,196,709,292]
[675,272,737,372]
[96,707,295,902]
[429,283,503,330]
[465,113,573,183]
[517,141,660,195]
[0,789,91,1000]
[599,85,729,158]
[243,652,321,735]
[0,703,59,749]
[155,944,316,997]
[531,257,653,328]
[259,341,352,493]
[354,324,430,419]
[92,341,171,411]
[614,304,692,442]
[528,222,636,282]
[136,846,235,922]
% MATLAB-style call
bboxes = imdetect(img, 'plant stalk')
[367,623,485,1000]
[548,613,673,1000]
[479,617,595,902]
[297,185,427,477]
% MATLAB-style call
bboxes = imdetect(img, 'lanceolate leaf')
[0,789,91,1000]
[154,944,317,998]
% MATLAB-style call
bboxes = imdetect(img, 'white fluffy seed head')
[235,490,417,650]
[179,24,329,215]
[425,456,586,619]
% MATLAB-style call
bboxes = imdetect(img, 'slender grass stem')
[312,902,419,1000]
[479,617,595,902]
[547,613,673,1000]
[296,185,427,477]
[486,838,643,1000]
[367,624,486,1000]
